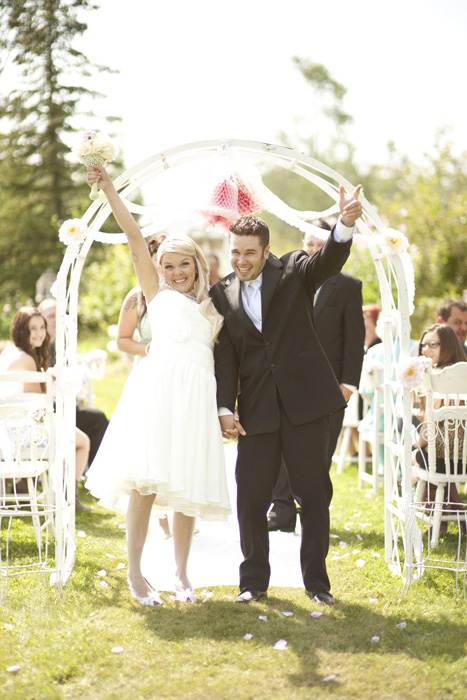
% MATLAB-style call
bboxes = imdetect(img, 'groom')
[210,185,362,605]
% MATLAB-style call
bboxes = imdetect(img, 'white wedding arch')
[52,139,416,589]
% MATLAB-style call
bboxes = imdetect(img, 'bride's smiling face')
[160,252,197,294]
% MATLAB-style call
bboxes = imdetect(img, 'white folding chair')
[0,371,56,585]
[412,362,467,547]
[358,365,384,493]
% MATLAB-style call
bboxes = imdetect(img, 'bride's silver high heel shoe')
[128,577,163,607]
[174,577,197,603]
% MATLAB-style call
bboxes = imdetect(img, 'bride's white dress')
[85,288,231,521]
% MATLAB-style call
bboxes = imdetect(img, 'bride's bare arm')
[86,165,159,302]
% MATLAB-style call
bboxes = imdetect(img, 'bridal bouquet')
[73,131,117,200]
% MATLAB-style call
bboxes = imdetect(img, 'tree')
[0,0,118,305]
[263,59,466,335]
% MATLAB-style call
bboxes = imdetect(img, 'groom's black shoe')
[235,589,267,604]
[267,509,296,533]
[306,590,335,606]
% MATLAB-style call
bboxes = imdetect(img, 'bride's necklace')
[159,278,197,301]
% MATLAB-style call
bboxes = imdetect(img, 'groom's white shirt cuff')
[334,219,354,242]
[218,407,233,417]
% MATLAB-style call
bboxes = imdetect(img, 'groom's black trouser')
[271,407,345,519]
[236,400,332,593]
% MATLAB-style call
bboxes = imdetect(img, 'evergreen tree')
[0,0,117,303]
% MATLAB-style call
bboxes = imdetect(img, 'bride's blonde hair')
[157,236,224,341]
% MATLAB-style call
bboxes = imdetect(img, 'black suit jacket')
[314,272,365,388]
[210,232,352,436]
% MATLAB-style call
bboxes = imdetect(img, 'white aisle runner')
[142,443,304,592]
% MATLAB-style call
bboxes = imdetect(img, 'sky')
[69,0,467,172]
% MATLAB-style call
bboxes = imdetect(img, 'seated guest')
[412,323,466,529]
[362,304,382,351]
[38,298,109,469]
[436,299,467,356]
[0,306,91,510]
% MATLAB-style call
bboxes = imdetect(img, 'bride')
[85,165,230,606]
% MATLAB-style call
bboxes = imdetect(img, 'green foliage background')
[0,12,465,342]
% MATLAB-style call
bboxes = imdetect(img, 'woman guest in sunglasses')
[412,323,466,524]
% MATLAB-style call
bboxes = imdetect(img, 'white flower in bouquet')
[72,131,117,163]
[379,228,409,256]
[58,218,89,247]
[396,356,426,390]
[27,401,52,424]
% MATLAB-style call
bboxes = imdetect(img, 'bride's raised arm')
[86,165,159,303]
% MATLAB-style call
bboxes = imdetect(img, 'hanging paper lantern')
[236,179,263,216]
[198,178,239,232]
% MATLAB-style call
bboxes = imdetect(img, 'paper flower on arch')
[379,228,409,255]
[58,219,89,247]
[396,355,426,390]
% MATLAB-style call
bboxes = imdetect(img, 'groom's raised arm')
[296,184,363,295]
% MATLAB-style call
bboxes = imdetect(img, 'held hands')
[86,165,112,193]
[339,184,363,227]
[219,411,246,439]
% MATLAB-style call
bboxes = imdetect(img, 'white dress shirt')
[241,274,263,332]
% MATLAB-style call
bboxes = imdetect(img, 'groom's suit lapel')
[261,255,283,322]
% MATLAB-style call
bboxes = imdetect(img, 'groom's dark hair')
[229,216,270,250]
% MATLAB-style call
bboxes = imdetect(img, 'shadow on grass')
[126,591,467,689]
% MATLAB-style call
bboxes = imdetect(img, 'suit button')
[270,363,276,368]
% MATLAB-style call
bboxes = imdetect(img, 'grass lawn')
[1,347,466,698]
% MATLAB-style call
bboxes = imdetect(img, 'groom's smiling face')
[230,234,270,282]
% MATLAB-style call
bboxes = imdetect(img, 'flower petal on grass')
[371,636,380,643]
[323,674,337,682]
[7,665,21,673]
[77,530,86,538]
[106,553,116,559]
[281,611,294,617]
[243,633,253,640]
[330,555,341,561]
[273,639,288,650]
[371,551,381,558]
[339,541,348,549]
[3,623,14,631]
[369,598,378,603]
[310,611,323,619]
[258,615,267,622]
[356,534,363,541]
[100,581,109,588]
[356,559,366,568]
[116,563,125,570]
[341,553,351,559]
[117,524,126,530]
[97,570,107,577]
[396,621,407,629]
[329,533,339,539]
[111,647,124,653]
